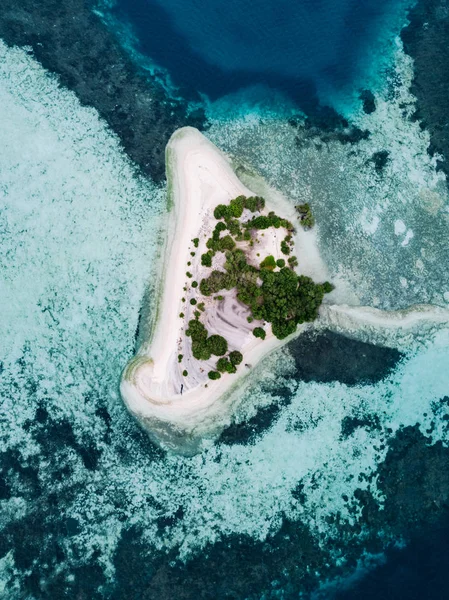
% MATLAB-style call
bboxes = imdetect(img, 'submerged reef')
[0,0,207,182]
[402,0,449,182]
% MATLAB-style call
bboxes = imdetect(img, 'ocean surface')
[1,0,449,598]
[111,0,408,112]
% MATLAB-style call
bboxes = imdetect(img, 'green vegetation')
[178,354,183,362]
[190,251,195,256]
[260,255,276,271]
[280,240,291,255]
[183,370,188,377]
[186,271,192,278]
[207,334,228,356]
[253,327,266,340]
[201,252,213,267]
[295,203,315,229]
[229,351,243,366]
[185,320,228,360]
[216,357,237,374]
[179,312,184,318]
[182,195,330,380]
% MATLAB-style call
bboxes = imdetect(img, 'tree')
[253,327,266,340]
[260,255,276,271]
[208,371,221,380]
[207,334,228,356]
[229,351,243,366]
[201,252,213,267]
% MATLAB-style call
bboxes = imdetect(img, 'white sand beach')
[120,127,313,452]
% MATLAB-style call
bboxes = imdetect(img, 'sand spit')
[121,127,449,454]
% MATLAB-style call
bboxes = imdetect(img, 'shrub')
[194,310,201,319]
[214,204,230,220]
[244,196,265,212]
[207,334,228,356]
[276,258,285,268]
[179,312,184,318]
[260,255,276,271]
[192,281,198,288]
[192,342,211,360]
[201,252,213,267]
[192,238,199,248]
[288,255,298,268]
[295,203,315,229]
[216,357,230,373]
[178,354,183,362]
[191,251,195,256]
[229,196,244,218]
[185,319,207,340]
[280,241,290,255]
[215,221,227,233]
[200,279,211,296]
[247,316,253,323]
[208,371,221,380]
[190,298,197,305]
[253,327,266,340]
[243,230,251,241]
[229,351,243,366]
[183,370,188,376]
[322,281,334,294]
[186,271,193,277]
[197,302,205,311]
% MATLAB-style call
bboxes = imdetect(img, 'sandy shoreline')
[120,127,311,452]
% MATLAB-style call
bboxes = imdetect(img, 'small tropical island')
[120,127,449,453]
[120,127,334,452]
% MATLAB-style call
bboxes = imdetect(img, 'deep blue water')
[113,0,400,110]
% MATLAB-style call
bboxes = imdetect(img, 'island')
[120,127,334,453]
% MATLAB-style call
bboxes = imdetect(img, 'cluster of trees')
[295,203,315,229]
[185,319,228,360]
[199,248,333,341]
[244,212,293,231]
[214,195,265,221]
[260,255,276,271]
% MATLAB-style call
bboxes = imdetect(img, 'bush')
[215,221,227,233]
[185,319,207,340]
[229,351,243,366]
[322,281,334,294]
[198,302,205,311]
[192,341,211,360]
[276,258,285,268]
[191,251,195,256]
[229,196,244,218]
[190,298,197,305]
[186,271,193,277]
[192,281,198,288]
[192,238,199,248]
[201,252,213,267]
[214,204,230,220]
[179,312,184,318]
[178,354,183,362]
[183,370,188,377]
[244,196,265,212]
[216,357,230,373]
[260,255,276,271]
[253,327,266,340]
[280,241,290,255]
[288,255,298,268]
[207,334,228,356]
[208,371,221,380]
[194,310,200,319]
[200,279,211,296]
